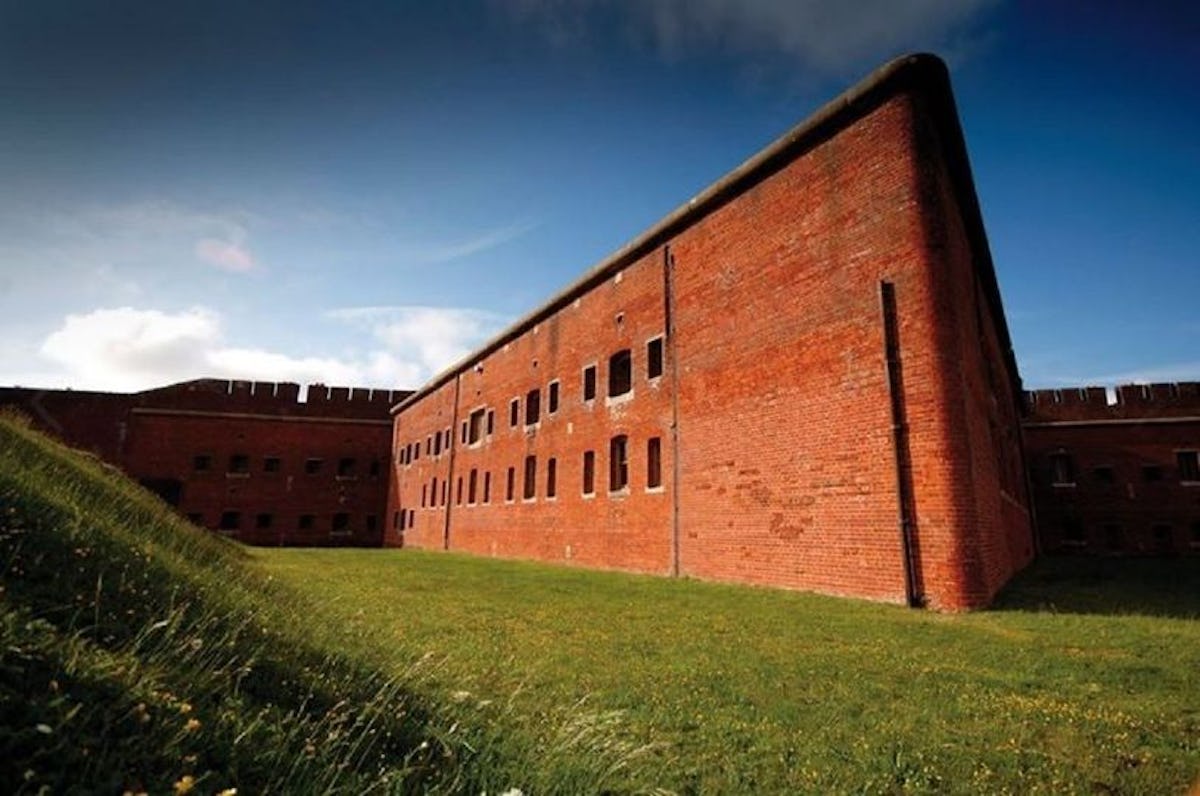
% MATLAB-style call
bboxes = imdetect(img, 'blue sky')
[1,1,1196,392]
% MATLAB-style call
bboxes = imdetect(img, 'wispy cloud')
[1050,362,1200,389]
[195,237,257,272]
[401,220,539,264]
[327,305,511,375]
[503,0,997,75]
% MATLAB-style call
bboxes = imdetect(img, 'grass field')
[4,410,1199,793]
[254,547,1200,793]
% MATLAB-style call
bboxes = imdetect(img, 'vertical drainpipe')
[880,281,923,607]
[664,245,682,577]
[444,373,463,551]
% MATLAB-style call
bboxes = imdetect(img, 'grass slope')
[256,547,1200,794]
[0,413,645,794]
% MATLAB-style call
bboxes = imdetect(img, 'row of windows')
[193,511,377,534]
[194,453,380,478]
[396,435,664,528]
[1047,450,1200,487]
[1058,519,1200,552]
[396,338,665,465]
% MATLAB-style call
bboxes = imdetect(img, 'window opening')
[304,458,323,475]
[524,455,537,500]
[228,454,250,474]
[483,471,491,503]
[506,467,515,502]
[583,365,597,401]
[647,337,664,379]
[582,450,595,495]
[193,454,212,472]
[548,381,560,414]
[255,513,273,529]
[510,398,520,427]
[547,457,557,498]
[299,514,315,531]
[608,349,632,397]
[469,468,478,504]
[1049,452,1074,486]
[647,437,662,488]
[263,456,281,473]
[219,511,241,531]
[1178,451,1200,482]
[526,389,541,425]
[337,458,356,478]
[332,513,350,534]
[610,435,629,491]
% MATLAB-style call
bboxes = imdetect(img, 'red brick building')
[385,54,1036,610]
[1023,382,1200,556]
[0,379,406,546]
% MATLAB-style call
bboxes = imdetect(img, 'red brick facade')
[386,54,1037,610]
[1023,383,1200,556]
[0,379,406,546]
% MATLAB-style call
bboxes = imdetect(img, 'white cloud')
[1046,362,1200,389]
[195,238,257,273]
[504,0,996,75]
[28,304,509,393]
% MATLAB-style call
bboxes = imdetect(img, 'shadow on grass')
[992,554,1200,619]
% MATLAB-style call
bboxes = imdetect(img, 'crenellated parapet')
[135,379,410,419]
[1024,382,1200,422]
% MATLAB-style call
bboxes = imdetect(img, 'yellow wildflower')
[185,718,201,733]
[174,775,195,795]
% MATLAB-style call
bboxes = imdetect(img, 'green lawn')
[254,547,1200,794]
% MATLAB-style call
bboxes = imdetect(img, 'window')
[408,508,415,527]
[647,337,664,379]
[1178,451,1200,483]
[444,428,451,450]
[1092,465,1114,484]
[608,349,632,397]
[1062,519,1085,546]
[582,450,595,495]
[610,435,629,492]
[413,443,420,461]
[263,456,281,473]
[332,513,350,534]
[397,511,405,531]
[186,512,203,525]
[1049,452,1074,486]
[1152,524,1173,553]
[524,455,537,500]
[548,381,560,414]
[526,389,541,425]
[468,407,486,444]
[299,514,315,531]
[506,467,515,502]
[431,477,438,507]
[219,511,241,531]
[255,513,273,529]
[304,458,323,475]
[228,454,250,474]
[486,409,495,436]
[647,437,662,489]
[193,454,212,472]
[1143,465,1163,482]
[583,365,597,401]
[366,515,377,533]
[547,457,557,498]
[469,468,478,504]
[456,477,463,505]
[441,480,448,506]
[1104,524,1124,552]
[483,471,491,504]
[337,458,356,478]
[426,436,432,456]
[1191,521,1200,548]
[421,483,428,508]
[369,459,381,477]
[434,432,442,456]
[510,398,520,427]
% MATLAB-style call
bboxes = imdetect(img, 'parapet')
[1023,382,1200,422]
[129,379,411,420]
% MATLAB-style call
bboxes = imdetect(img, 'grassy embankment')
[0,412,650,794]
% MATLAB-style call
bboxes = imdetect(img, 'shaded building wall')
[387,55,1033,609]
[1023,383,1200,555]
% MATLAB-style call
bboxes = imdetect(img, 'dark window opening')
[1190,521,1200,547]
[610,435,629,491]
[421,484,428,508]
[506,467,515,502]
[583,365,597,401]
[647,337,664,379]
[524,455,537,500]
[219,511,241,531]
[547,457,557,498]
[461,420,469,444]
[468,407,486,444]
[366,515,377,533]
[431,477,438,507]
[299,514,315,531]
[1143,465,1163,482]
[483,471,491,504]
[443,428,451,450]
[441,480,448,506]
[263,456,281,473]
[510,398,520,427]
[1104,524,1123,551]
[1049,452,1074,486]
[332,513,350,534]
[486,409,495,436]
[608,349,632,397]
[369,459,381,477]
[1178,451,1200,482]
[193,454,212,472]
[397,511,405,531]
[1152,524,1173,554]
[255,513,273,529]
[186,512,203,526]
[647,437,662,489]
[456,477,463,505]
[426,436,432,455]
[1092,466,1114,484]
[304,458,323,475]
[526,389,541,425]
[469,469,478,504]
[407,509,414,527]
[583,450,595,495]
[1062,519,1084,544]
[228,454,250,474]
[337,458,356,478]
[548,381,559,414]
[434,432,442,456]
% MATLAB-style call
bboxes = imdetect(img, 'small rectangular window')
[255,513,273,529]
[1049,452,1074,486]
[609,349,632,397]
[219,511,241,531]
[486,409,495,436]
[434,431,442,456]
[332,513,350,534]
[483,471,491,504]
[510,398,520,427]
[441,480,448,506]
[506,467,515,502]
[548,381,560,414]
[456,476,463,505]
[647,337,664,379]
[337,457,356,478]
[469,468,478,504]
[582,450,595,495]
[426,436,432,455]
[1143,465,1163,482]
[547,457,557,498]
[647,437,662,489]
[444,428,451,450]
[526,389,541,425]
[193,454,212,472]
[1092,466,1114,483]
[366,514,377,533]
[304,458,323,475]
[299,514,315,531]
[263,456,281,473]
[408,508,415,527]
[610,435,629,491]
[461,420,468,444]
[228,454,250,474]
[397,511,405,531]
[1152,524,1173,553]
[421,483,427,508]
[1178,451,1200,482]
[431,477,438,507]
[369,459,381,477]
[583,365,597,401]
[524,455,537,500]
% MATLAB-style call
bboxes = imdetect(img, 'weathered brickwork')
[387,54,1036,610]
[0,379,406,546]
[1023,383,1200,556]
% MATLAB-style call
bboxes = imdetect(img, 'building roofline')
[393,52,1020,414]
